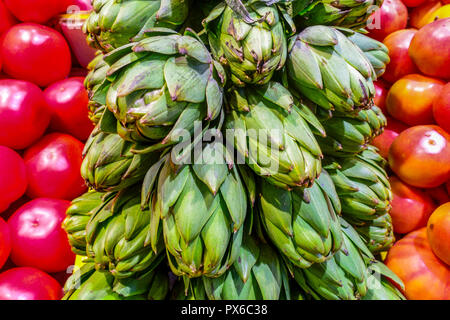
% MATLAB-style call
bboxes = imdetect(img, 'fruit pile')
[0,0,448,301]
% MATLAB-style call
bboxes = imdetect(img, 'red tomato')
[1,23,71,87]
[0,218,11,270]
[409,18,450,80]
[428,203,450,266]
[4,0,69,24]
[373,79,390,114]
[382,29,418,84]
[7,198,74,273]
[424,185,450,206]
[0,267,62,300]
[386,74,445,126]
[67,0,93,11]
[402,0,427,7]
[44,77,93,141]
[371,117,408,158]
[410,1,443,29]
[0,146,27,214]
[389,125,450,188]
[0,80,50,150]
[367,0,408,41]
[389,176,436,234]
[385,228,450,300]
[433,83,450,133]
[23,133,87,200]
[0,0,16,35]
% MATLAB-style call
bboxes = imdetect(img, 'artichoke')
[325,147,392,224]
[293,0,382,29]
[81,130,159,192]
[84,0,190,52]
[203,235,291,300]
[203,0,291,86]
[98,29,226,150]
[362,275,406,300]
[171,278,208,300]
[353,213,395,254]
[86,186,165,278]
[286,26,376,114]
[258,171,343,268]
[85,53,109,124]
[225,82,324,190]
[145,142,249,278]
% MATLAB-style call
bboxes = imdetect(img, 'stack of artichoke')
[63,0,405,300]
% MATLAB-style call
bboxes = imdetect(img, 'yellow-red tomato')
[410,1,443,29]
[427,203,450,266]
[433,83,450,133]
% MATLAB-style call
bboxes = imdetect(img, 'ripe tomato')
[386,74,445,126]
[367,0,408,41]
[389,176,436,234]
[4,0,69,24]
[388,125,450,188]
[0,267,62,300]
[0,0,16,35]
[69,0,93,11]
[44,77,94,141]
[0,80,50,150]
[0,218,11,269]
[433,83,450,133]
[1,23,71,87]
[382,29,418,84]
[373,80,390,114]
[23,133,87,200]
[409,1,443,29]
[409,18,450,80]
[7,198,74,273]
[423,4,450,24]
[0,146,27,214]
[385,228,450,300]
[371,117,408,159]
[427,203,450,266]
[401,0,427,7]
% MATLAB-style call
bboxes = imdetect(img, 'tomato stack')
[0,0,95,300]
[368,0,450,300]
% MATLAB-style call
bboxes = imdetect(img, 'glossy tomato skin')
[4,0,69,24]
[389,176,436,234]
[371,117,408,159]
[1,23,71,87]
[367,0,408,41]
[0,267,62,300]
[386,74,445,126]
[427,203,450,266]
[23,133,87,200]
[7,198,74,273]
[382,29,418,83]
[44,77,93,141]
[373,80,390,114]
[409,1,443,29]
[385,228,450,300]
[401,0,427,7]
[68,0,93,11]
[0,80,50,150]
[0,0,16,35]
[388,125,450,188]
[0,146,27,214]
[409,18,450,80]
[433,83,450,133]
[0,218,11,269]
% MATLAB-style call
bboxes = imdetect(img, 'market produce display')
[0,0,449,301]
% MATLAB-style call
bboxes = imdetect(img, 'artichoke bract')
[286,26,376,113]
[85,53,109,124]
[100,29,226,150]
[325,147,392,224]
[315,105,387,156]
[63,191,112,256]
[146,142,249,278]
[258,171,343,268]
[203,235,291,300]
[84,0,190,52]
[354,212,395,254]
[85,187,165,278]
[81,130,159,192]
[293,0,382,29]
[225,82,323,189]
[203,0,290,86]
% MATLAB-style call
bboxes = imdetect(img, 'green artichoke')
[225,82,324,190]
[362,276,406,300]
[81,130,159,192]
[145,142,249,278]
[293,0,382,29]
[86,186,165,278]
[171,278,208,300]
[353,213,395,254]
[84,0,190,52]
[203,0,291,86]
[203,235,291,300]
[98,29,226,150]
[325,147,392,224]
[258,171,343,268]
[286,26,376,113]
[85,53,109,124]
